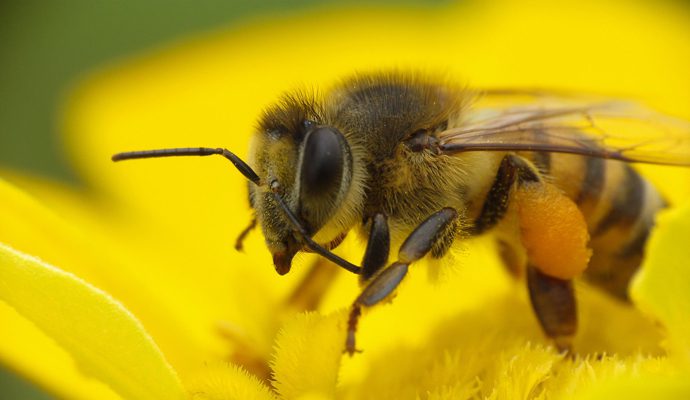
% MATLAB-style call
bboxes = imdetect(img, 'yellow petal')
[0,301,122,400]
[186,363,276,400]
[0,172,311,379]
[0,242,185,400]
[294,395,333,400]
[548,354,670,399]
[0,175,235,376]
[271,311,346,399]
[484,344,558,400]
[573,375,690,400]
[631,203,690,369]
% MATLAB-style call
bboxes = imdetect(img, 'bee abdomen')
[572,161,666,300]
[590,165,646,236]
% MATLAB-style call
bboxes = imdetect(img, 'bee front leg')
[345,208,458,355]
[234,217,257,251]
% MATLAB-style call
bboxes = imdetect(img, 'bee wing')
[438,96,690,166]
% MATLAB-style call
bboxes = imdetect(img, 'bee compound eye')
[300,127,345,196]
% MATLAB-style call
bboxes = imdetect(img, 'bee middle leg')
[284,257,340,312]
[345,208,459,355]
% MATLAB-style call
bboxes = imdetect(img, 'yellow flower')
[1,0,690,398]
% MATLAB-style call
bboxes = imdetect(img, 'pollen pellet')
[516,183,592,280]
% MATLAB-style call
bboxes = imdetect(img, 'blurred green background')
[0,0,442,185]
[1,1,448,397]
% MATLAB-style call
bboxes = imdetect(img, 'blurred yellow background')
[0,0,446,183]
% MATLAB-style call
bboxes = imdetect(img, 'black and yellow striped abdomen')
[528,151,666,299]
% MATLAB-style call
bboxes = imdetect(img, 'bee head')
[250,94,364,275]
[112,91,367,276]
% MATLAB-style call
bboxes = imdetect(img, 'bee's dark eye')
[302,119,316,129]
[301,127,344,195]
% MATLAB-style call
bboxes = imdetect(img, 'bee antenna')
[112,147,261,185]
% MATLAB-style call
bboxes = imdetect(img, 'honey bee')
[113,72,690,354]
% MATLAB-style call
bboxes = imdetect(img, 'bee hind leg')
[496,238,526,279]
[472,154,585,352]
[345,208,459,355]
[514,177,590,353]
[527,266,577,353]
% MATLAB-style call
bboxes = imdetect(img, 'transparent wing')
[438,91,690,166]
